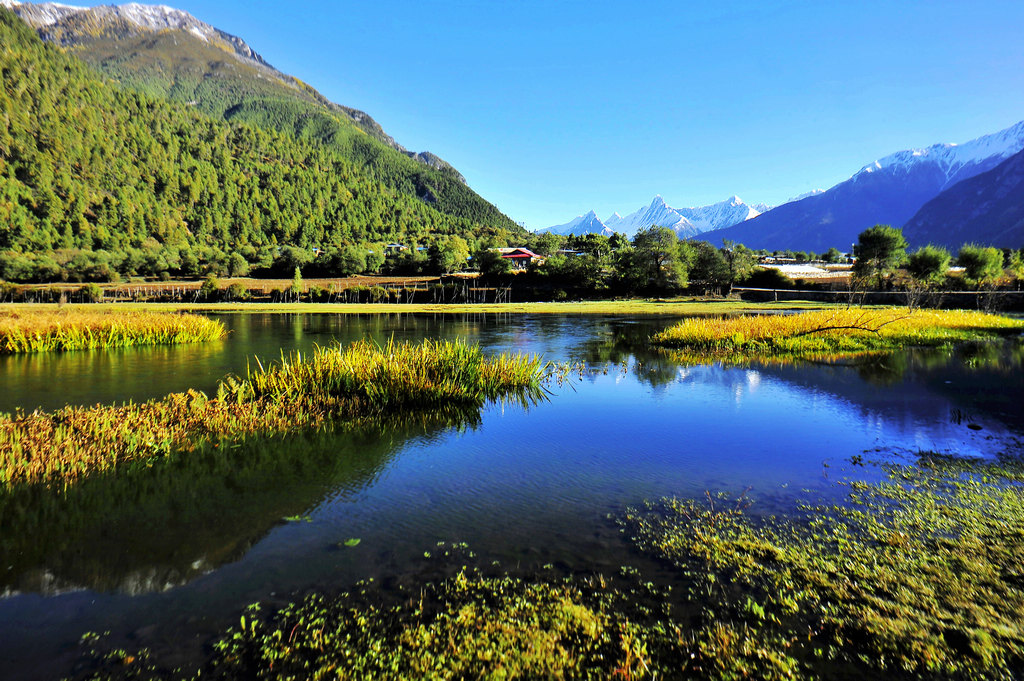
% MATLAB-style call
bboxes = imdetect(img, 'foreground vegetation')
[621,454,1024,678]
[0,308,225,353]
[652,308,1024,362]
[75,452,1024,680]
[0,339,546,488]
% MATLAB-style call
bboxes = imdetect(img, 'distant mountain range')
[543,196,770,238]
[545,121,1024,252]
[704,120,1024,251]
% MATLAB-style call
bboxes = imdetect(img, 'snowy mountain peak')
[541,210,611,237]
[853,119,1024,189]
[5,1,272,67]
[546,195,766,239]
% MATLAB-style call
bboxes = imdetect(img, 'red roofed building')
[492,247,545,269]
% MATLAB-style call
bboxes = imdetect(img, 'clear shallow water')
[1,313,1022,680]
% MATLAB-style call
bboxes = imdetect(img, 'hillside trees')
[0,8,519,282]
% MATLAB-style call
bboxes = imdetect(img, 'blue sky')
[77,1,1024,228]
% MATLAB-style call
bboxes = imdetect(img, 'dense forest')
[0,9,521,282]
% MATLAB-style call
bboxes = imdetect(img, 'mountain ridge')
[902,147,1024,249]
[702,120,1024,251]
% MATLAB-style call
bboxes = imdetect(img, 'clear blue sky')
[84,1,1024,228]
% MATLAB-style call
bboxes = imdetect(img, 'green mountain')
[0,7,521,282]
[4,1,495,213]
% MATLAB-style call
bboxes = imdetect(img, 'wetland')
[1,311,1023,679]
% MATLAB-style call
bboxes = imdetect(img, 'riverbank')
[0,307,226,354]
[0,339,546,488]
[652,308,1024,362]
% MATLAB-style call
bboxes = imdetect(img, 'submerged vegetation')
[652,308,1024,362]
[81,451,1024,680]
[622,454,1024,678]
[0,339,546,488]
[0,308,225,353]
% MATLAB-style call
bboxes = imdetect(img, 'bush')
[738,267,794,289]
[79,283,103,303]
[224,283,250,301]
[200,275,220,300]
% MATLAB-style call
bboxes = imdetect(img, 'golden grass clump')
[651,308,1024,361]
[0,307,226,353]
[232,338,546,410]
[0,339,547,488]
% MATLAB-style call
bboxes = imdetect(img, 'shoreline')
[0,299,843,316]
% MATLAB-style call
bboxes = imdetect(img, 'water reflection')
[0,409,483,596]
[2,314,1023,681]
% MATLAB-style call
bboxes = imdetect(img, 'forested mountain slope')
[0,8,519,281]
[2,1,501,228]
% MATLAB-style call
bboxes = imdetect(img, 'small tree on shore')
[901,245,951,309]
[853,225,907,289]
[290,266,303,302]
[958,245,1004,288]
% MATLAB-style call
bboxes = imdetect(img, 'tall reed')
[0,308,226,353]
[651,308,1023,361]
[0,339,547,488]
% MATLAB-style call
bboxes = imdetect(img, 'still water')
[1,313,1022,680]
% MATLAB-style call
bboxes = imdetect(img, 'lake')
[1,313,1022,680]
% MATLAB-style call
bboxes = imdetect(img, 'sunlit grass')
[0,339,547,488]
[0,307,225,353]
[652,308,1024,362]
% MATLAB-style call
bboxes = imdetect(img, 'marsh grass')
[651,308,1024,362]
[0,308,225,353]
[230,338,546,410]
[0,340,547,488]
[621,455,1024,677]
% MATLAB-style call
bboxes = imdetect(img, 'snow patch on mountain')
[1,0,83,25]
[6,1,272,67]
[784,189,824,203]
[853,120,1024,189]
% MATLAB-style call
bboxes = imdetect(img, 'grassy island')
[0,308,226,354]
[651,308,1024,362]
[0,339,546,488]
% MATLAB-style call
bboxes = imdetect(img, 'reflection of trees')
[563,319,691,388]
[0,408,484,596]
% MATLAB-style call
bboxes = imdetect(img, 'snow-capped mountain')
[705,119,1024,252]
[543,196,765,238]
[544,211,613,237]
[852,120,1024,191]
[604,196,700,237]
[902,147,1024,249]
[1,0,271,66]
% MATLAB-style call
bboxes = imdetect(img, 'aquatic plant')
[621,455,1024,677]
[0,308,226,354]
[651,307,1024,362]
[0,340,546,488]
[233,338,547,409]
